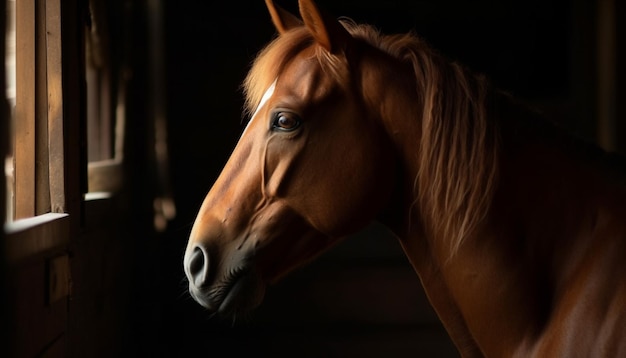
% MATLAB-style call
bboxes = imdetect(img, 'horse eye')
[272,112,301,132]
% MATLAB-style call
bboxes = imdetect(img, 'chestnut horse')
[183,0,626,356]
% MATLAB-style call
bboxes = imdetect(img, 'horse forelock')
[245,19,499,257]
[243,24,358,120]
[243,28,311,119]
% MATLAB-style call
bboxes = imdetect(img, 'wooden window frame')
[5,0,83,263]
[3,0,174,260]
[85,0,125,194]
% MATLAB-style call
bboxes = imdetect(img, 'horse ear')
[265,0,303,34]
[298,0,351,54]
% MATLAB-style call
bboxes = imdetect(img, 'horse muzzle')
[183,201,332,316]
[184,241,265,316]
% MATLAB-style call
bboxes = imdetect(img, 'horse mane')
[243,20,499,256]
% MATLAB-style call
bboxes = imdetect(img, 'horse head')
[183,0,397,316]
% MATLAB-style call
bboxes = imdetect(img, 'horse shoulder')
[529,200,626,357]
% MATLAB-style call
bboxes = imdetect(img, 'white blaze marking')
[241,79,277,137]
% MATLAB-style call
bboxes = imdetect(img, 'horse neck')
[358,51,491,355]
[384,89,626,356]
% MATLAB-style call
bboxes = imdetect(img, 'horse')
[183,0,626,356]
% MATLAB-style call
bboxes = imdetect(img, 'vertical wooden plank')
[47,0,65,214]
[85,62,100,161]
[148,0,176,230]
[0,0,12,356]
[100,70,112,159]
[36,0,50,215]
[14,0,36,219]
[0,0,9,222]
[85,0,113,163]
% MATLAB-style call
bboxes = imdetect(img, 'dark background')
[154,0,610,357]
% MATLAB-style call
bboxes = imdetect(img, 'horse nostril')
[187,245,210,288]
